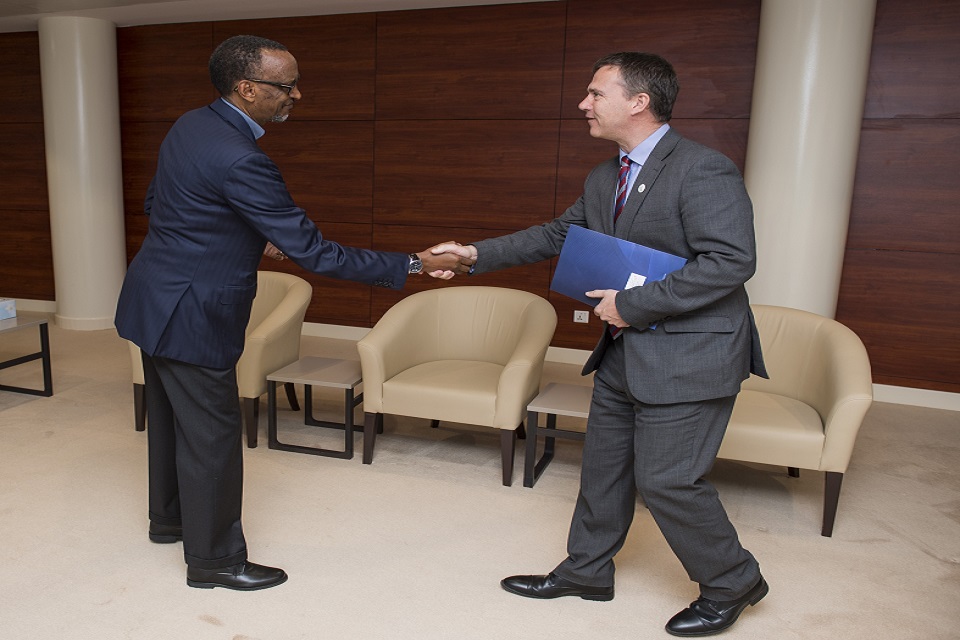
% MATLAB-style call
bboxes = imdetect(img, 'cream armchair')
[128,270,313,448]
[718,304,874,536]
[357,286,558,485]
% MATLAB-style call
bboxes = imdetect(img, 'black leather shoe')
[148,522,182,543]
[186,561,288,591]
[501,572,614,601]
[665,576,768,637]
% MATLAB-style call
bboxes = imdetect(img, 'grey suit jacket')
[472,128,767,404]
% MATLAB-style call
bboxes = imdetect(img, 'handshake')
[415,242,478,280]
[264,241,477,280]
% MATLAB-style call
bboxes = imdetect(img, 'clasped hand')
[417,241,477,280]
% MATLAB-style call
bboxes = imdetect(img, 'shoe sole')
[187,574,288,591]
[500,582,614,601]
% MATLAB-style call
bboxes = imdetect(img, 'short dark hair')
[209,35,288,97]
[592,52,679,122]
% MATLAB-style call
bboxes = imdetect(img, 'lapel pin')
[637,184,646,193]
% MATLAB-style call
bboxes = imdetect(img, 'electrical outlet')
[573,310,590,324]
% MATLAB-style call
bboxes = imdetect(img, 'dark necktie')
[613,155,632,222]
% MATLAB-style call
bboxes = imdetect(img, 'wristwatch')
[407,253,423,274]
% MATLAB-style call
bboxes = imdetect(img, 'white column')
[744,0,877,318]
[38,16,127,330]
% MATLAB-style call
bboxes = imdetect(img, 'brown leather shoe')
[501,572,614,601]
[186,561,288,591]
[666,576,768,637]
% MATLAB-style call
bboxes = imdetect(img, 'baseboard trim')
[872,384,960,412]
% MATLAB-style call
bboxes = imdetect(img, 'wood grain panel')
[0,123,47,211]
[376,2,566,120]
[374,120,559,230]
[214,14,376,120]
[864,0,960,119]
[369,224,551,323]
[836,248,960,391]
[671,119,751,174]
[0,210,54,300]
[256,121,374,224]
[259,222,374,327]
[120,121,169,222]
[117,24,217,122]
[563,0,761,120]
[0,31,42,123]
[848,119,960,254]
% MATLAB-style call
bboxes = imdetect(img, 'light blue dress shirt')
[617,123,671,211]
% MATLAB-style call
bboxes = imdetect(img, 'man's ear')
[632,92,651,115]
[234,79,257,102]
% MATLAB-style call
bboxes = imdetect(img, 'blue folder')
[550,225,687,307]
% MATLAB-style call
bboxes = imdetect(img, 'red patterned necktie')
[613,155,632,222]
[610,155,632,339]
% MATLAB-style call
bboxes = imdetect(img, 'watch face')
[409,253,423,273]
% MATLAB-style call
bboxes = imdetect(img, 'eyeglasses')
[245,78,298,95]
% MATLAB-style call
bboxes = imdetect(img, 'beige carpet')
[1,314,958,640]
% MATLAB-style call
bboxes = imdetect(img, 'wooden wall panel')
[214,14,376,120]
[117,24,216,121]
[258,121,374,224]
[120,121,168,224]
[0,31,42,123]
[836,249,960,393]
[373,120,560,231]
[261,221,374,326]
[0,123,47,211]
[864,0,960,119]
[847,120,960,253]
[562,0,761,120]
[2,0,950,392]
[376,3,566,120]
[0,210,54,300]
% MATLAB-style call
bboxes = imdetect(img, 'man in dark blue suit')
[115,35,469,591]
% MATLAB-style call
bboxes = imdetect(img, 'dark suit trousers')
[553,338,760,601]
[141,354,247,570]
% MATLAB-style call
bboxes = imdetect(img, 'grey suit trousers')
[553,339,760,601]
[142,354,248,570]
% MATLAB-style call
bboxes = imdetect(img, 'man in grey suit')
[435,52,768,636]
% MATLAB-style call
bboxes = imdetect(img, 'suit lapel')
[613,129,682,238]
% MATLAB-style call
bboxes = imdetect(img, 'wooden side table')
[0,317,53,397]
[266,356,362,459]
[524,382,592,487]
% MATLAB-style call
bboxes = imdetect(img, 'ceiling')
[0,0,547,33]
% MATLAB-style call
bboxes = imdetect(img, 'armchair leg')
[500,427,519,487]
[363,412,382,464]
[788,467,800,477]
[284,382,300,411]
[133,383,146,432]
[242,397,259,448]
[430,419,440,429]
[822,471,844,537]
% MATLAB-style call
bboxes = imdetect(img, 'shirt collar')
[220,97,265,140]
[621,123,671,166]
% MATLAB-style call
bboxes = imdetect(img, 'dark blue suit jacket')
[116,99,407,369]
